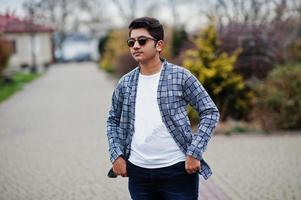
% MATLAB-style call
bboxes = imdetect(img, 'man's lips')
[133,52,143,56]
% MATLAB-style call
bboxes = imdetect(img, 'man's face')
[128,28,163,63]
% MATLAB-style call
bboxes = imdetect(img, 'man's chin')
[133,57,143,62]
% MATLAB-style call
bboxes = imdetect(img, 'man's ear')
[156,40,164,52]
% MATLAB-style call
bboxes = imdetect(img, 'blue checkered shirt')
[106,60,219,180]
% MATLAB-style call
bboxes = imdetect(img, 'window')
[10,40,17,54]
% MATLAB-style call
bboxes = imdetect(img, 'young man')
[106,17,219,200]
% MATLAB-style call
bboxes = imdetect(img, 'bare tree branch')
[110,0,138,23]
[23,0,108,51]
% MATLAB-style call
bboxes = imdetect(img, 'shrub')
[99,29,129,73]
[288,39,301,62]
[98,32,110,56]
[253,64,301,130]
[171,27,188,57]
[183,22,254,121]
[0,36,13,78]
[218,23,276,79]
[115,52,138,76]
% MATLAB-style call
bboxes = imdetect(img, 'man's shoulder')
[117,66,139,85]
[165,61,192,78]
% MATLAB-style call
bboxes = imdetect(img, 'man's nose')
[133,41,140,49]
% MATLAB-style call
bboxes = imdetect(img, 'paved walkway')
[0,62,300,200]
[205,134,301,200]
[0,63,129,200]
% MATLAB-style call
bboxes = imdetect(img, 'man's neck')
[139,57,163,75]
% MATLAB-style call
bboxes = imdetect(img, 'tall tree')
[111,0,137,23]
[195,0,298,78]
[23,0,107,51]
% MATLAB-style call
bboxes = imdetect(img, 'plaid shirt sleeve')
[183,70,220,161]
[106,79,124,163]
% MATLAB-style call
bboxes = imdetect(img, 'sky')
[0,0,25,16]
[0,0,209,33]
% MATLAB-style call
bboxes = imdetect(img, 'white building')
[0,14,54,72]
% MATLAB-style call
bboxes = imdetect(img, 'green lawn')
[0,72,41,102]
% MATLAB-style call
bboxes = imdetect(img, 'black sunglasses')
[127,36,157,47]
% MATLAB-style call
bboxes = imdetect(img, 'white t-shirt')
[129,68,185,168]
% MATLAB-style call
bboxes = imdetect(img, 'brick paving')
[0,63,130,200]
[0,62,300,200]
[203,134,301,200]
[199,178,230,200]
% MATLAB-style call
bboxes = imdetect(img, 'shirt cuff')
[110,148,124,163]
[186,147,203,161]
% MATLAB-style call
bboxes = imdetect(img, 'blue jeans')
[127,161,199,200]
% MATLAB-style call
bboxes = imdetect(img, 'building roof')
[0,14,54,33]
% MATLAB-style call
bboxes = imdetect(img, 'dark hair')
[128,17,164,41]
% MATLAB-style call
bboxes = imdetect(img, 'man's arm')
[106,81,128,177]
[183,71,220,162]
[106,81,124,163]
